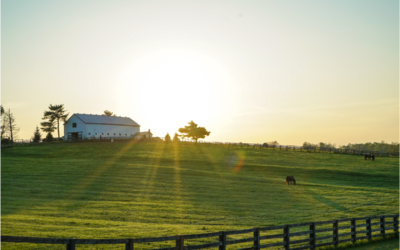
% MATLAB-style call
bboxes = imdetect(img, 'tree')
[45,132,53,142]
[42,104,69,139]
[3,109,20,141]
[178,121,210,143]
[173,133,180,142]
[32,126,42,142]
[165,133,171,143]
[40,119,57,136]
[103,110,117,116]
[1,106,6,138]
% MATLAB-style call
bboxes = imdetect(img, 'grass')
[1,141,399,249]
[321,235,399,250]
[347,238,399,250]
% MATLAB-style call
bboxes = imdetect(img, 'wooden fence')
[219,143,399,157]
[2,137,399,157]
[2,214,398,250]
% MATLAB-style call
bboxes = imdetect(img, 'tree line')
[1,105,398,152]
[1,104,69,143]
[303,141,399,154]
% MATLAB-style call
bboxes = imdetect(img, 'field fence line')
[2,214,399,250]
[2,137,398,157]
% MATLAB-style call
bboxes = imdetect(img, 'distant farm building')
[64,114,151,140]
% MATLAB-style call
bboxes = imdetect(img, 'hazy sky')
[2,0,399,145]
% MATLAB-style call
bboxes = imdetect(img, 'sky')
[1,0,399,146]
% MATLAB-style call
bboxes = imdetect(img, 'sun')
[117,48,236,135]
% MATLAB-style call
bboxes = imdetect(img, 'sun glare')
[117,48,236,135]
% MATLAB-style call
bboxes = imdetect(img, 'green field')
[1,142,399,249]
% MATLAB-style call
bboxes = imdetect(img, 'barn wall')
[85,124,140,138]
[64,115,87,138]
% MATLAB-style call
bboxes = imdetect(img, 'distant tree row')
[165,121,211,143]
[340,141,399,154]
[302,142,337,150]
[303,141,399,154]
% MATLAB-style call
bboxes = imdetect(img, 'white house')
[64,113,148,140]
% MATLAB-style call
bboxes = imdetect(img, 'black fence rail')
[2,137,399,158]
[2,214,398,250]
[217,142,399,157]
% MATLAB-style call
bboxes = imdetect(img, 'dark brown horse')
[286,176,296,185]
[365,154,375,161]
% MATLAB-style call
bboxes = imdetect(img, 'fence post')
[284,225,290,250]
[125,239,134,250]
[176,235,184,250]
[380,216,385,237]
[366,217,372,240]
[66,239,75,250]
[310,222,316,250]
[254,228,260,250]
[351,218,356,244]
[219,231,226,250]
[394,215,399,233]
[333,220,339,247]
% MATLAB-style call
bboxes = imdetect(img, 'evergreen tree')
[42,104,69,139]
[173,133,180,142]
[165,133,171,143]
[40,119,56,136]
[32,126,42,142]
[45,132,53,142]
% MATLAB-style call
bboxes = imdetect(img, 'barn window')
[72,123,76,128]
[95,133,97,135]
[88,133,91,135]
[114,133,115,135]
[107,133,109,135]
[102,133,104,135]
[119,133,121,136]
[125,134,127,136]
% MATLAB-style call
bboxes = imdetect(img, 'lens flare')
[225,151,246,173]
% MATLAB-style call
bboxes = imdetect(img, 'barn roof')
[69,114,140,126]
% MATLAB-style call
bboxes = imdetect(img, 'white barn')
[64,114,149,140]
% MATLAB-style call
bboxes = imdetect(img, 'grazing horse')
[364,154,371,160]
[286,176,296,185]
[371,153,375,161]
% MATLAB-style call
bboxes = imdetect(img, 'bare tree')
[4,109,19,141]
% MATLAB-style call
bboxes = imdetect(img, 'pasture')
[1,142,399,249]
